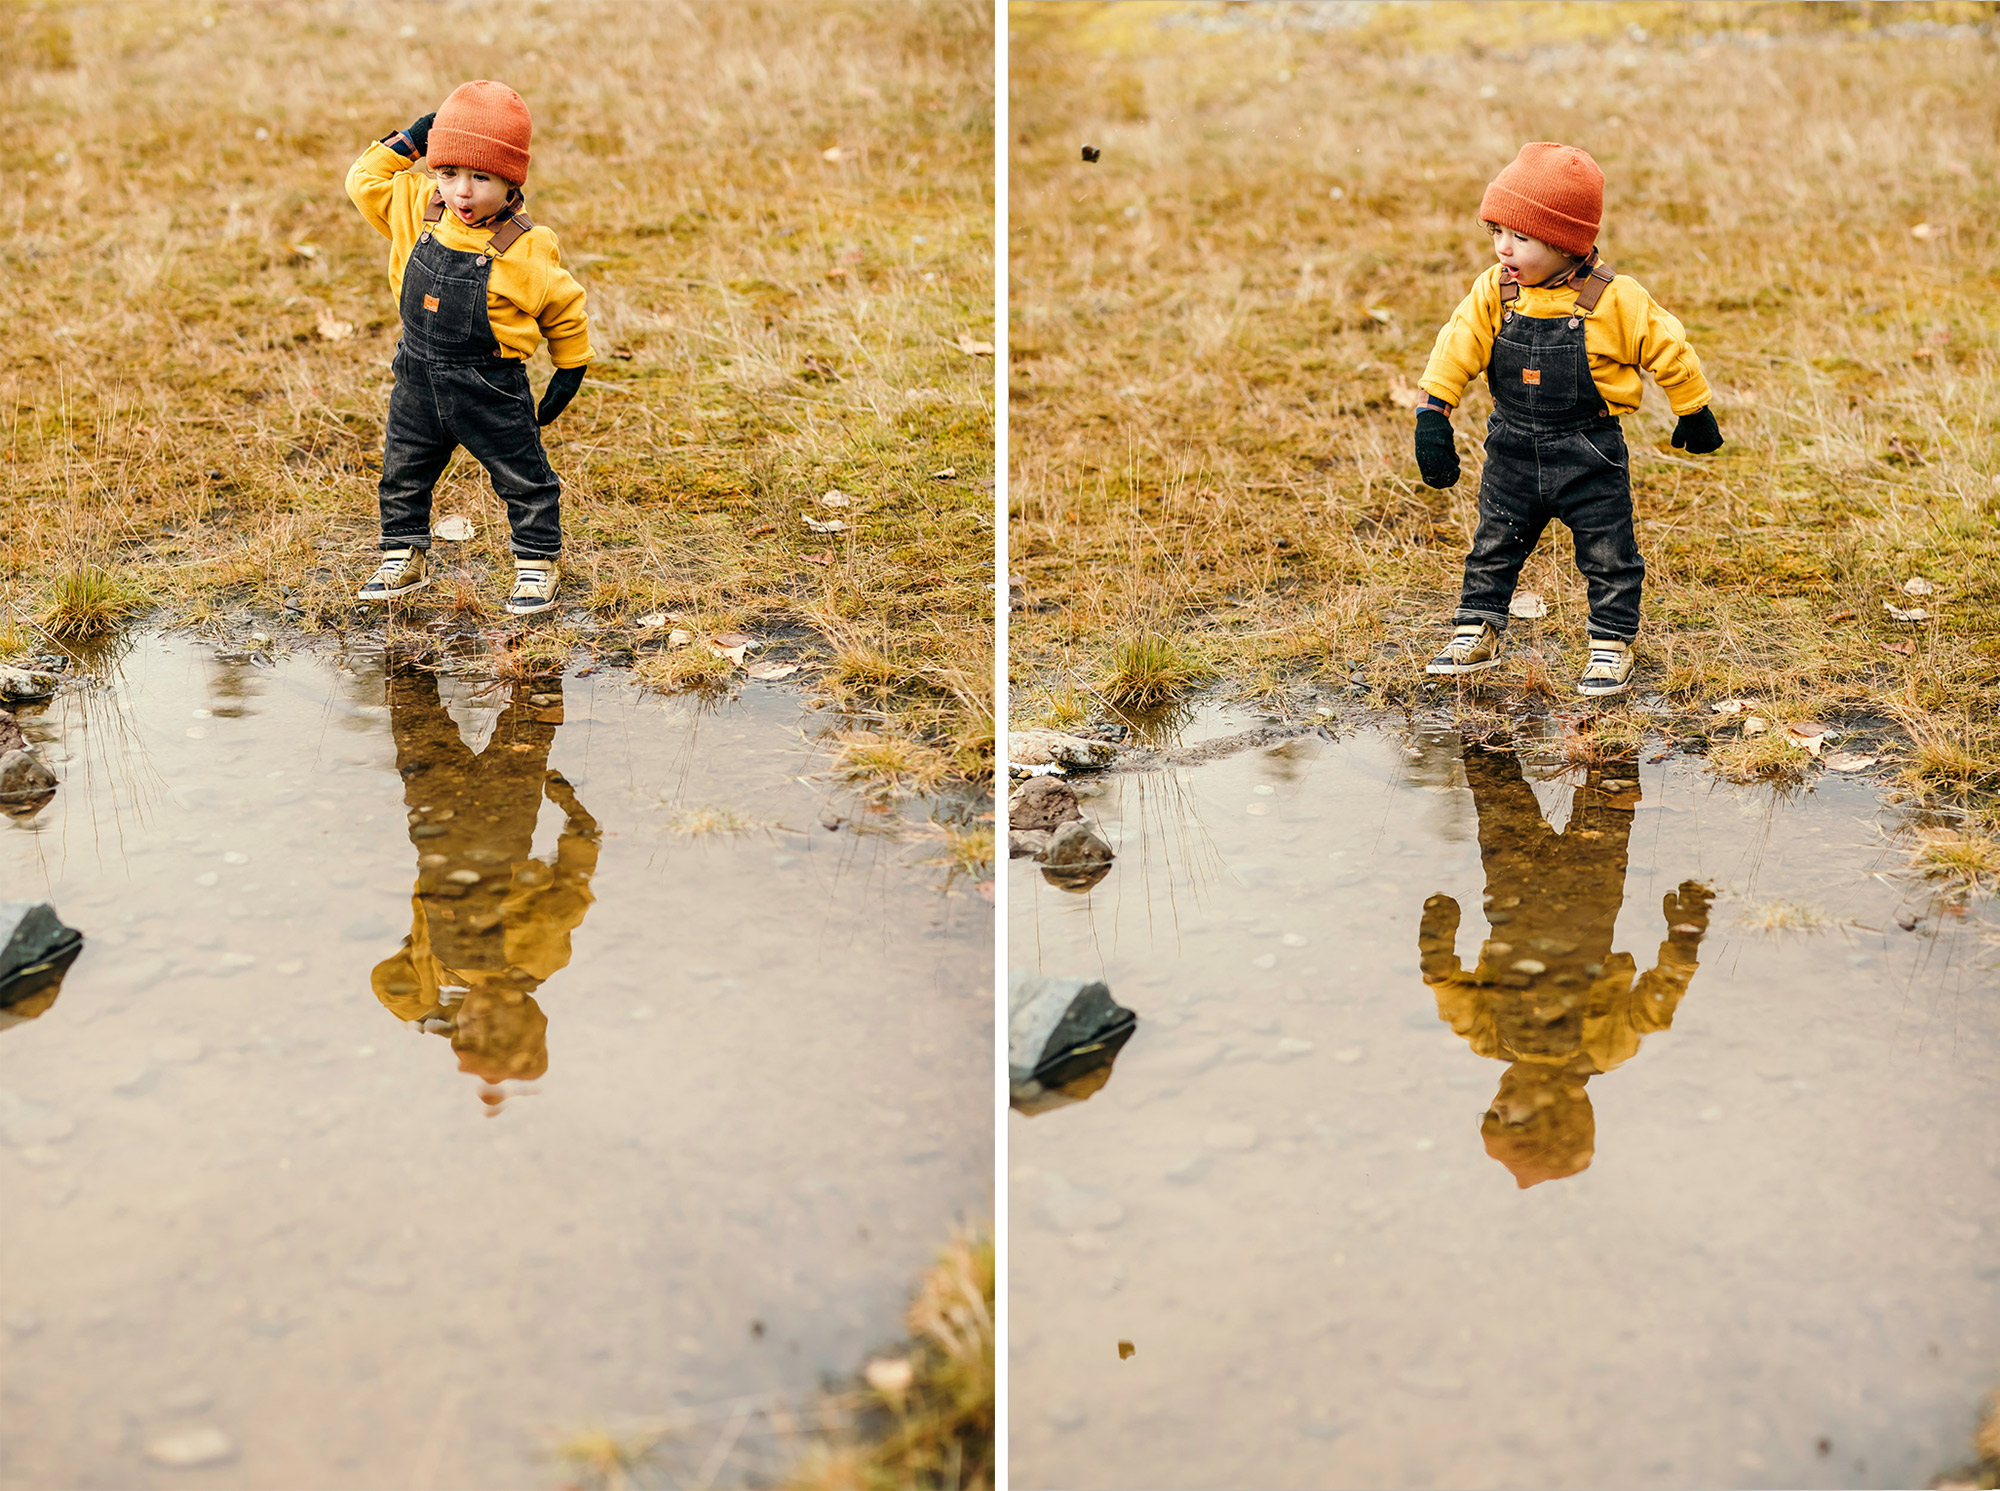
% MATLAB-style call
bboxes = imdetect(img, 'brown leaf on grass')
[1900,577,1935,597]
[1365,306,1394,324]
[1743,716,1769,737]
[636,612,668,629]
[1387,373,1420,410]
[1881,640,1915,656]
[1909,222,1934,239]
[667,629,693,647]
[315,308,354,342]
[1784,724,1829,758]
[1883,601,1932,622]
[708,634,755,664]
[932,466,958,479]
[955,333,995,356]
[1507,592,1547,619]
[610,347,635,360]
[817,489,852,508]
[748,522,776,537]
[1825,609,1856,623]
[1822,752,1879,772]
[745,661,799,681]
[803,515,847,534]
[863,1357,914,1395]
[821,144,854,163]
[435,514,475,541]
[802,551,832,567]
[1711,698,1749,716]
[290,242,319,260]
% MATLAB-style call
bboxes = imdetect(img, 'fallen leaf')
[818,490,852,508]
[1909,222,1934,239]
[1911,347,1936,362]
[707,637,750,665]
[748,522,776,537]
[1901,577,1935,596]
[636,612,668,629]
[803,515,847,534]
[611,347,635,360]
[824,266,850,281]
[932,466,958,479]
[1365,306,1394,324]
[435,514,475,541]
[1826,609,1856,623]
[668,629,693,647]
[1883,601,1932,623]
[1881,640,1915,657]
[1387,374,1420,410]
[1784,724,1828,758]
[864,1358,914,1396]
[315,308,355,342]
[1743,716,1769,737]
[821,144,853,163]
[1711,698,1748,716]
[290,242,319,260]
[1507,592,1547,619]
[1822,752,1879,772]
[955,333,995,356]
[745,661,799,681]
[802,551,832,567]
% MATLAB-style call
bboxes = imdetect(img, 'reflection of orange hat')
[450,978,549,1084]
[1481,1063,1595,1188]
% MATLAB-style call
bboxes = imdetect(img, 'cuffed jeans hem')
[1452,609,1510,631]
[381,534,433,551]
[509,546,562,561]
[1587,628,1640,644]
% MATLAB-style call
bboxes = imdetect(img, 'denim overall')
[378,193,562,559]
[1454,257,1645,642]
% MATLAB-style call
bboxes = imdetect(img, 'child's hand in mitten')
[402,111,436,157]
[1671,406,1723,454]
[1414,408,1460,489]
[536,366,586,426]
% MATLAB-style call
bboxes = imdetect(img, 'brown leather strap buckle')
[1571,252,1615,316]
[486,207,535,258]
[423,192,446,224]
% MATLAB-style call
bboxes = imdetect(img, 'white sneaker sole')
[1576,678,1633,697]
[505,595,558,617]
[356,575,432,603]
[1425,655,1503,676]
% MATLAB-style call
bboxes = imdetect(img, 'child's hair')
[1480,219,1584,267]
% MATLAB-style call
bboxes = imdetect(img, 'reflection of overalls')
[1455,256,1647,643]
[1416,746,1710,1187]
[379,193,562,559]
[370,667,599,1088]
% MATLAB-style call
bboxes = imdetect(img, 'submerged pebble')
[145,1426,236,1469]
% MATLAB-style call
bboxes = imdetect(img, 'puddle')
[0,634,989,1490]
[1009,707,1999,1491]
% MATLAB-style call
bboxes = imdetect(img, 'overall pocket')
[399,261,485,343]
[1572,425,1628,473]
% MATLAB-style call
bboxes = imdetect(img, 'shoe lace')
[1585,646,1625,675]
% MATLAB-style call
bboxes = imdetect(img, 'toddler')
[1413,143,1721,696]
[345,80,592,615]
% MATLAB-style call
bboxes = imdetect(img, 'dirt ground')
[1,0,995,778]
[1008,0,2000,869]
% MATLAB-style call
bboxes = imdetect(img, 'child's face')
[1488,225,1573,285]
[434,164,515,226]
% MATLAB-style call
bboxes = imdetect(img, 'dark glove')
[1671,406,1723,454]
[536,365,586,426]
[1414,407,1460,489]
[403,112,436,157]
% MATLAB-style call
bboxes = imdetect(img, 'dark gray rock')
[1009,775,1082,833]
[1008,971,1138,1107]
[0,711,23,755]
[0,666,58,704]
[0,901,84,1014]
[0,750,56,813]
[1042,818,1113,870]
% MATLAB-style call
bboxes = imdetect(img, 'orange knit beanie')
[428,80,532,185]
[1479,143,1602,258]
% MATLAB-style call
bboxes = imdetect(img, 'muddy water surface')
[1,634,989,1490]
[1011,709,1998,1491]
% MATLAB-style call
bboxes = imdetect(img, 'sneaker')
[1424,621,1504,676]
[1577,638,1635,697]
[506,559,560,617]
[356,547,430,602]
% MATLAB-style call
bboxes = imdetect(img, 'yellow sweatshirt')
[344,141,592,368]
[1418,263,1709,418]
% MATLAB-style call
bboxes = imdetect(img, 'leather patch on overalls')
[1522,369,1542,385]
[423,294,440,313]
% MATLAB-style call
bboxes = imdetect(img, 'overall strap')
[1499,268,1520,311]
[485,207,536,258]
[423,191,446,224]
[1569,251,1616,316]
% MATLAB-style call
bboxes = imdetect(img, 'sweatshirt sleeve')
[345,139,415,239]
[1418,266,1505,410]
[535,246,593,369]
[1613,281,1711,416]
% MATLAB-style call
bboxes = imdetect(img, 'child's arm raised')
[344,113,436,239]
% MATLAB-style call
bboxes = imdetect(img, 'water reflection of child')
[1416,746,1711,1187]
[369,667,598,1093]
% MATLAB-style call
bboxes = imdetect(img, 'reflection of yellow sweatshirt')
[1419,264,1710,417]
[344,141,593,368]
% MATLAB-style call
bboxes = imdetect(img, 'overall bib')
[378,193,562,559]
[1455,259,1645,642]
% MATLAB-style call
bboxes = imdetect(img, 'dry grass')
[1910,826,2000,895]
[662,802,766,838]
[1735,897,1836,933]
[1,0,993,771]
[1008,1,2000,819]
[833,731,955,796]
[786,1229,994,1491]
